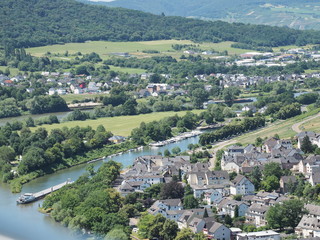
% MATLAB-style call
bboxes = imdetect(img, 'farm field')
[31,110,204,136]
[26,40,253,59]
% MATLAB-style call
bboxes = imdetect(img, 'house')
[48,88,56,95]
[218,198,249,218]
[187,170,229,187]
[297,131,319,149]
[264,137,279,153]
[297,155,320,174]
[203,218,231,240]
[237,230,280,240]
[204,189,224,205]
[225,146,245,156]
[245,204,269,227]
[108,135,126,144]
[148,199,183,219]
[280,176,297,193]
[230,175,255,196]
[119,180,150,196]
[242,105,257,113]
[309,172,320,186]
[296,204,320,238]
[73,88,84,94]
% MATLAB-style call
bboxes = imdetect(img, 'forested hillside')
[79,0,320,30]
[1,0,320,49]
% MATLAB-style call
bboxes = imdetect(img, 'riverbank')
[9,141,138,193]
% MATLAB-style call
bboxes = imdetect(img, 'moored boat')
[16,193,36,204]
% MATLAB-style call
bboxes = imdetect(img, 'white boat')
[17,193,36,204]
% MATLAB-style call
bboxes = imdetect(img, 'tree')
[183,195,199,209]
[25,117,35,127]
[164,149,171,157]
[282,199,307,230]
[172,147,181,155]
[174,228,194,240]
[138,213,155,238]
[0,146,16,163]
[263,162,283,180]
[191,88,208,109]
[301,136,314,153]
[160,181,184,199]
[234,205,239,218]
[266,199,307,231]
[261,175,280,192]
[161,219,179,240]
[249,166,262,190]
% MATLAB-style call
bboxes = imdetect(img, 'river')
[0,135,200,240]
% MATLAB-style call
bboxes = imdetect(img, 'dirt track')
[291,112,320,133]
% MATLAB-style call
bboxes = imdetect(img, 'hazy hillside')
[1,0,320,49]
[79,0,320,30]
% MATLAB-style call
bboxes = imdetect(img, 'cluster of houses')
[235,48,320,67]
[114,131,320,239]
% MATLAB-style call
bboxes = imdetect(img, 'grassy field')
[108,65,145,74]
[26,40,193,59]
[27,40,253,59]
[300,115,320,132]
[61,93,109,103]
[233,108,320,145]
[31,110,204,136]
[0,66,20,76]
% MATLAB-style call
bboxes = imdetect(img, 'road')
[291,112,320,133]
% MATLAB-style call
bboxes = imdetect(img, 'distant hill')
[79,0,320,30]
[1,0,320,49]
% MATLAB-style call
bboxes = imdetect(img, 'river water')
[0,135,200,240]
[0,92,312,239]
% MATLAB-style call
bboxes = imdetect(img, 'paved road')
[292,112,320,133]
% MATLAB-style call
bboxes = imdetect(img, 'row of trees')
[199,116,265,145]
[131,112,199,145]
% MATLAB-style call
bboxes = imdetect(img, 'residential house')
[230,175,255,196]
[297,131,320,149]
[218,198,249,218]
[108,135,126,144]
[309,172,320,186]
[203,218,231,240]
[245,204,269,227]
[296,204,320,238]
[148,199,183,219]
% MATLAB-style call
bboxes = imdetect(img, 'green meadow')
[31,110,204,136]
[26,40,253,59]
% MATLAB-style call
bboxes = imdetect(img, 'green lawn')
[32,110,204,136]
[0,66,20,76]
[108,65,145,74]
[61,93,109,104]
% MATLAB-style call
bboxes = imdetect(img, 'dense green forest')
[1,0,320,49]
